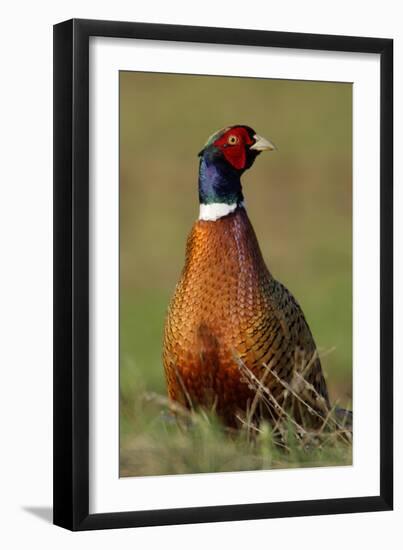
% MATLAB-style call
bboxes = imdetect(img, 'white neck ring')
[199,202,242,221]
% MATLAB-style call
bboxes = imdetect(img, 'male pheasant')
[163,125,330,427]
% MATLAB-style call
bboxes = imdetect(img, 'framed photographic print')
[53,19,393,530]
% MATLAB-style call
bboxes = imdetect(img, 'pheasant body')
[163,125,329,426]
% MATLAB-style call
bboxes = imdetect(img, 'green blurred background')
[120,71,352,440]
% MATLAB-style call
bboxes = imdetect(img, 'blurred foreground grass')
[120,359,352,477]
[119,72,352,476]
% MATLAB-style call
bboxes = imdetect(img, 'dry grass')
[234,353,352,450]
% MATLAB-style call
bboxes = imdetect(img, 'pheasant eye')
[227,135,239,145]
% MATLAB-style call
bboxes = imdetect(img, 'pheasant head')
[198,125,276,220]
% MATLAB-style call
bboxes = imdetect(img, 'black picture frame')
[53,18,393,531]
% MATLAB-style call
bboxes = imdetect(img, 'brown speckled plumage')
[163,206,329,426]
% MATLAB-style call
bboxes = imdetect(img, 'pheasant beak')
[250,134,276,152]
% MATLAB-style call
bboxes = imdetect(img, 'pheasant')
[163,125,330,427]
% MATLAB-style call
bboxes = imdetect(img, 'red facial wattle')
[213,127,254,171]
